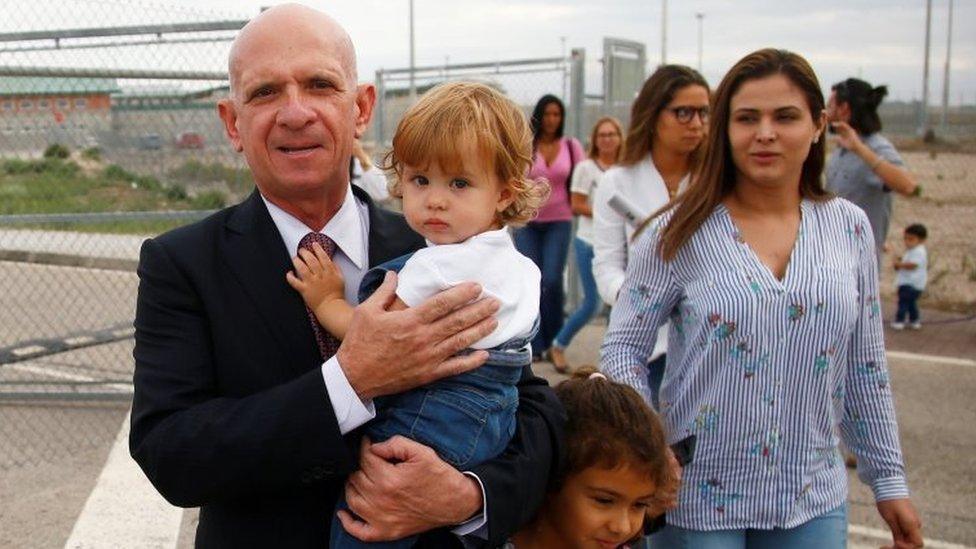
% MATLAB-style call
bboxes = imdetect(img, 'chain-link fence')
[2,0,974,478]
[0,0,249,472]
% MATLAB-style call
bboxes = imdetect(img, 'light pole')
[919,0,932,136]
[409,0,416,101]
[695,12,704,73]
[660,0,668,65]
[941,0,954,133]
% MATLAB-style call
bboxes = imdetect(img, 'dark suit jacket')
[129,186,565,548]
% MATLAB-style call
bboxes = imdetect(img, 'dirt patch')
[881,151,976,313]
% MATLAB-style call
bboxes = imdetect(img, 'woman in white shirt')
[592,64,709,406]
[548,117,624,372]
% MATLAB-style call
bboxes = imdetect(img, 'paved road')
[0,257,973,547]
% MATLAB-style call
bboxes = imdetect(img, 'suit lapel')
[221,191,321,375]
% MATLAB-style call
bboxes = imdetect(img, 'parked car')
[175,132,205,149]
[138,133,163,150]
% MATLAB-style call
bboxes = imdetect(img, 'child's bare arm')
[286,242,353,339]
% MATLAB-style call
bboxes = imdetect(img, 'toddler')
[286,81,548,548]
[892,223,928,330]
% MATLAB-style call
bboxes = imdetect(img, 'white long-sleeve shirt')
[592,156,687,360]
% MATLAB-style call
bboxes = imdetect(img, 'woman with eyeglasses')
[592,64,709,406]
[548,116,625,373]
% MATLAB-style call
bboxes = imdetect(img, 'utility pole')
[409,0,416,101]
[695,12,704,73]
[920,0,932,136]
[661,0,667,65]
[941,0,954,133]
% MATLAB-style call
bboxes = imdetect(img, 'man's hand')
[339,436,483,542]
[337,271,499,400]
[877,498,923,549]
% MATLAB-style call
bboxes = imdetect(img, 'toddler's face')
[543,463,657,549]
[399,140,514,245]
[903,233,922,249]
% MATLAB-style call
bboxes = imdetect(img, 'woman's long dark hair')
[652,48,830,261]
[833,77,887,136]
[530,94,565,148]
[621,64,709,166]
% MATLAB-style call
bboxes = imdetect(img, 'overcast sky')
[4,0,974,105]
[198,0,975,105]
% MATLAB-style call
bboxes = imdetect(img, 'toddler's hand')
[286,242,346,309]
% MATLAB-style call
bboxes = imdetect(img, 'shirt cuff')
[451,472,488,538]
[871,476,910,502]
[321,356,376,435]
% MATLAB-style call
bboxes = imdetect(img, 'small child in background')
[508,368,679,549]
[286,81,548,549]
[892,223,928,330]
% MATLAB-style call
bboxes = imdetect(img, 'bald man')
[129,5,563,547]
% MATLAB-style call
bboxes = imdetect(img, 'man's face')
[218,24,374,206]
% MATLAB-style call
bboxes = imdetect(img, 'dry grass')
[882,151,976,313]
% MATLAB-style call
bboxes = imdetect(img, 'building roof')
[0,76,120,98]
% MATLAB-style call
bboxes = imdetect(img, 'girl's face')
[594,121,622,159]
[652,84,709,157]
[728,73,824,190]
[542,102,563,137]
[542,464,657,549]
[399,138,514,245]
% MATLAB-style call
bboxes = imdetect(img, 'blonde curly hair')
[383,81,548,226]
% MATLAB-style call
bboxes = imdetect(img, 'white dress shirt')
[262,188,375,434]
[261,187,488,536]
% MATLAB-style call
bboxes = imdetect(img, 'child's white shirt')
[896,244,927,290]
[396,227,541,349]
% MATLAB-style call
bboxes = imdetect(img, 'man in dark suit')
[129,4,563,547]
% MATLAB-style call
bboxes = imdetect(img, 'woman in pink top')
[514,94,585,359]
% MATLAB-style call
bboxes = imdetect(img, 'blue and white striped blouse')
[601,197,908,531]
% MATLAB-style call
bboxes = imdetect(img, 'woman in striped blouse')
[601,49,922,548]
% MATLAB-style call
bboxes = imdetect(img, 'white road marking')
[887,350,976,368]
[65,336,96,347]
[64,414,183,549]
[11,345,46,357]
[849,524,974,549]
[7,363,98,383]
[5,363,132,392]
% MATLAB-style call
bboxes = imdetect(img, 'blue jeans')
[896,285,921,323]
[552,237,600,349]
[330,254,534,549]
[648,503,847,549]
[513,220,572,355]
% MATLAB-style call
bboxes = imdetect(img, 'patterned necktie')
[298,232,341,360]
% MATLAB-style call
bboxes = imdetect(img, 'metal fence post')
[374,69,386,146]
[569,48,585,142]
[565,48,586,316]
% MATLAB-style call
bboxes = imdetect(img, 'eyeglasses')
[667,106,710,124]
